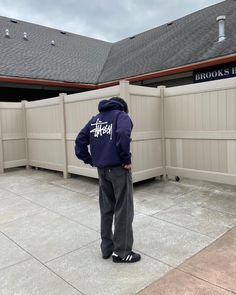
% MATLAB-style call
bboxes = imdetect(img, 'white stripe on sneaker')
[126,255,130,261]
[112,252,118,257]
[129,255,132,261]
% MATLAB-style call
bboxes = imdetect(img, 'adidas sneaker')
[112,251,141,263]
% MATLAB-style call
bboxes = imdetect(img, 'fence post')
[119,80,133,163]
[158,85,167,181]
[119,80,130,106]
[21,100,29,169]
[59,93,69,179]
[0,107,4,173]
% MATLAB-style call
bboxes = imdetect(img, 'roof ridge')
[0,15,112,44]
[95,43,115,84]
[115,0,226,43]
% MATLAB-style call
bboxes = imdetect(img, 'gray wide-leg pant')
[97,166,134,259]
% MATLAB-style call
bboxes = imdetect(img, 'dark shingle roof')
[0,17,112,83]
[98,0,236,82]
[0,0,236,85]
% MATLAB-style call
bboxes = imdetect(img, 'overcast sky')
[0,0,224,42]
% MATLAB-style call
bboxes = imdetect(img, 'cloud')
[0,0,223,42]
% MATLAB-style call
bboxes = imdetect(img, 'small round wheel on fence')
[175,176,180,182]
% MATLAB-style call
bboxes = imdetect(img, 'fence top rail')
[0,102,22,109]
[65,85,120,103]
[165,77,236,97]
[25,96,60,108]
[129,85,161,97]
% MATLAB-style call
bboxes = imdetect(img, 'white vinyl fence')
[0,79,235,185]
[164,78,236,185]
[0,102,27,172]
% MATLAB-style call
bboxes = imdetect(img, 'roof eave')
[1,53,236,89]
[0,76,97,89]
[98,53,236,87]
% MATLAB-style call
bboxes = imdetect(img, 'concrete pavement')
[0,168,235,295]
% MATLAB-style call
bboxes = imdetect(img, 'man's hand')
[123,164,132,170]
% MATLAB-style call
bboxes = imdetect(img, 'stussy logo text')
[90,119,113,140]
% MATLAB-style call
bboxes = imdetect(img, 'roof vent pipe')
[216,15,226,42]
[23,32,28,40]
[5,29,10,38]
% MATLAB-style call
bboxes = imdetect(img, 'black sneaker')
[102,253,112,259]
[112,251,141,263]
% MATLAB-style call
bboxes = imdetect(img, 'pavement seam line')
[132,248,174,269]
[147,214,216,239]
[3,187,100,234]
[175,227,236,293]
[49,182,98,198]
[44,238,100,264]
[0,230,85,295]
[175,267,235,294]
[0,257,32,272]
[150,204,236,236]
[175,226,236,267]
[0,208,46,228]
[201,204,236,217]
[135,269,233,295]
[135,187,198,200]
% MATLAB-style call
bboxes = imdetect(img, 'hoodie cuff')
[84,157,93,166]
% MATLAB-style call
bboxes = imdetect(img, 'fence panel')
[25,97,64,172]
[129,85,163,182]
[0,102,26,170]
[164,77,236,185]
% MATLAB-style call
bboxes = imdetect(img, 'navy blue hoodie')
[75,99,133,168]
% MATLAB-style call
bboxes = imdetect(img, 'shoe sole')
[113,258,141,263]
[103,256,111,259]
[102,254,112,259]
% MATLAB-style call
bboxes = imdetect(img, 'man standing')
[75,97,141,263]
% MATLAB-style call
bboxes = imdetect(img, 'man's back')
[75,99,133,168]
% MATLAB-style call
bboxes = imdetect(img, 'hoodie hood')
[98,100,124,112]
